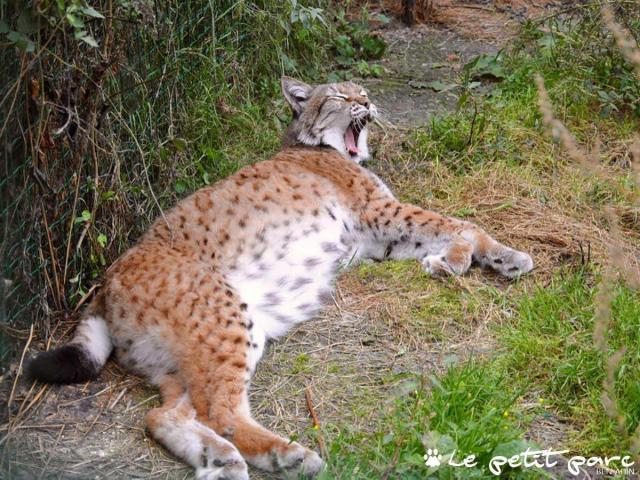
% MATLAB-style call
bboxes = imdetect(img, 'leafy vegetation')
[1,0,336,363]
[329,8,387,80]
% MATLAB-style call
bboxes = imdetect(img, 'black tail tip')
[26,344,99,385]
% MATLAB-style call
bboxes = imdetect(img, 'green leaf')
[408,80,457,92]
[360,34,386,60]
[174,180,187,194]
[78,33,99,48]
[66,13,85,28]
[336,55,354,67]
[97,233,107,248]
[355,59,370,76]
[335,34,355,57]
[75,210,92,223]
[369,64,384,77]
[464,53,507,80]
[7,31,35,52]
[0,19,9,34]
[81,6,105,19]
[101,190,116,201]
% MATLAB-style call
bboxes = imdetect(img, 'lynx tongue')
[345,125,359,155]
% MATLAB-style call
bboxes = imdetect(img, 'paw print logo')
[423,448,442,468]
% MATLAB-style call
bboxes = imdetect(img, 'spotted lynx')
[27,77,533,479]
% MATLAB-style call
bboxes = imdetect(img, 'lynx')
[27,77,533,479]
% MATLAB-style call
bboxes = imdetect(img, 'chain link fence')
[0,0,331,368]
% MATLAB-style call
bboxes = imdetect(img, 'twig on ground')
[304,387,328,459]
[448,4,495,13]
[72,284,101,313]
[7,325,34,421]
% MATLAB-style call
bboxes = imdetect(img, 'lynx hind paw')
[275,442,325,479]
[196,444,248,480]
[487,248,534,278]
[196,463,248,480]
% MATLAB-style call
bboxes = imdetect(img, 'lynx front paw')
[422,255,456,277]
[485,247,534,278]
[422,242,473,277]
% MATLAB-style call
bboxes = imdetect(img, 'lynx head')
[281,76,377,164]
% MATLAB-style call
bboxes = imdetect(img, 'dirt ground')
[0,2,608,479]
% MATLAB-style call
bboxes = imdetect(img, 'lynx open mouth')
[345,120,366,157]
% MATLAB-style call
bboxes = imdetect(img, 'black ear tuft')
[26,344,99,385]
[281,76,313,115]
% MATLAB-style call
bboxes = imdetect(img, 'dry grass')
[372,128,640,283]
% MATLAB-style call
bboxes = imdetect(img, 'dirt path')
[1,10,585,480]
[361,25,497,127]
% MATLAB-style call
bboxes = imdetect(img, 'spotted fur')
[27,77,533,479]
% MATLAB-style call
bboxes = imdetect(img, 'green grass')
[322,361,536,479]
[320,4,640,476]
[322,270,640,476]
[499,270,640,454]
[353,260,492,342]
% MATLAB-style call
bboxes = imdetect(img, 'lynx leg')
[226,408,324,479]
[466,228,534,278]
[185,370,324,478]
[146,375,248,480]
[360,199,533,278]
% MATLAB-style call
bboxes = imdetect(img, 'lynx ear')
[281,76,312,115]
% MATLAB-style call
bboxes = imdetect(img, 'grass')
[500,269,640,454]
[353,260,494,342]
[318,3,640,477]
[322,361,534,479]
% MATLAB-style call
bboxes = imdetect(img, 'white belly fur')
[227,204,358,372]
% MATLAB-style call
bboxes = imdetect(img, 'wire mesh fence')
[0,0,331,367]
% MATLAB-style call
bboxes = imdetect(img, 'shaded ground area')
[362,25,497,126]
